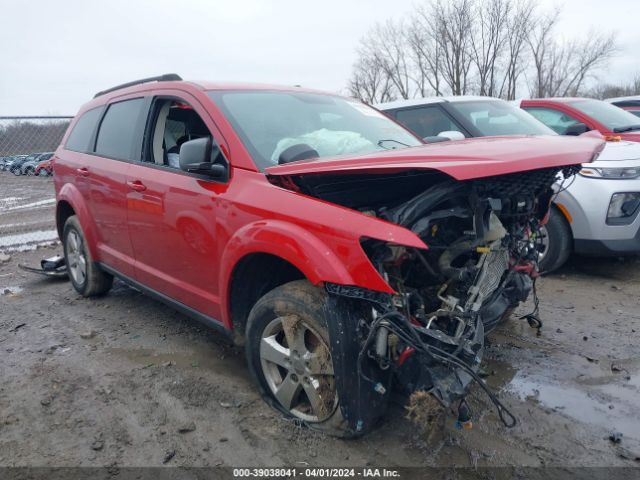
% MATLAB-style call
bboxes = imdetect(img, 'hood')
[618,131,640,142]
[266,135,605,181]
[596,140,640,162]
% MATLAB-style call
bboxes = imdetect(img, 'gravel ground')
[1,170,640,469]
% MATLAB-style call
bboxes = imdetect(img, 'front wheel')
[537,207,573,273]
[245,280,350,437]
[63,215,113,296]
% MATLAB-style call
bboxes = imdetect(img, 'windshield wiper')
[377,139,410,149]
[613,124,640,133]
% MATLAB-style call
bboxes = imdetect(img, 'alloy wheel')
[259,315,337,423]
[66,230,87,285]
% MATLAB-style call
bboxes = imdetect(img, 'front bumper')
[555,174,640,255]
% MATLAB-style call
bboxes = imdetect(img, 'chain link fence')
[0,116,72,253]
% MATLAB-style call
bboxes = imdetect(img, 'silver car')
[19,152,53,175]
[377,96,640,272]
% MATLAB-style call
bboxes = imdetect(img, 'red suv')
[53,74,603,436]
[521,98,640,141]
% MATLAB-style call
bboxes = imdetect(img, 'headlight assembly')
[580,167,640,179]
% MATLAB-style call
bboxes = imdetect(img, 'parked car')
[379,97,640,272]
[520,98,640,141]
[9,153,40,175]
[0,156,9,170]
[606,96,640,118]
[377,95,553,140]
[54,75,602,437]
[2,154,28,172]
[20,152,54,175]
[35,158,53,176]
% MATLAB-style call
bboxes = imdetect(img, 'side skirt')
[99,263,233,343]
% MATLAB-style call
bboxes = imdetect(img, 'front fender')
[219,219,389,328]
[56,184,99,260]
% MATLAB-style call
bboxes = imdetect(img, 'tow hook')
[455,399,473,430]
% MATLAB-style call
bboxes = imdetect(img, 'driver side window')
[525,107,579,135]
[147,98,213,169]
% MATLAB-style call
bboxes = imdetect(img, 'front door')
[126,94,229,320]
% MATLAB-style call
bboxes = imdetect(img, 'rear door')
[89,97,149,276]
[125,92,229,320]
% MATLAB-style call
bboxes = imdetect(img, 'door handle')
[127,180,147,192]
[76,167,89,177]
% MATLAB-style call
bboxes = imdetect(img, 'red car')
[521,98,640,141]
[53,74,603,436]
[35,159,53,176]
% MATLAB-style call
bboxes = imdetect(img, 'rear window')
[95,98,145,161]
[65,107,103,153]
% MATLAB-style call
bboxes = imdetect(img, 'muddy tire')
[538,207,572,274]
[63,216,113,297]
[245,280,351,437]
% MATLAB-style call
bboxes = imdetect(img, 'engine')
[351,166,577,425]
[287,164,579,427]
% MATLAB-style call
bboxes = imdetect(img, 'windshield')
[208,90,422,170]
[448,99,555,136]
[569,99,640,132]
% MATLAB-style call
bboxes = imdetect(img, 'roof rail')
[93,73,182,98]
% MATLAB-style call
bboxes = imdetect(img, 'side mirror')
[278,143,319,165]
[437,130,465,141]
[179,137,228,180]
[564,123,589,136]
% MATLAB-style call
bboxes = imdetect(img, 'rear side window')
[95,98,145,161]
[65,107,103,153]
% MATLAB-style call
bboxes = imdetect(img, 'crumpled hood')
[266,135,605,181]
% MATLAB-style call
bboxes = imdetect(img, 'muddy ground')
[1,170,640,470]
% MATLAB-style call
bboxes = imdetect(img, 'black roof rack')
[93,73,182,98]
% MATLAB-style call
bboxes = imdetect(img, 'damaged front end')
[294,164,580,432]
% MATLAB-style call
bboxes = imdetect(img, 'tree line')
[347,0,626,103]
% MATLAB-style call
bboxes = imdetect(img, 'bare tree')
[498,0,535,99]
[368,20,413,100]
[348,20,412,101]
[347,0,617,102]
[433,0,475,95]
[528,11,617,97]
[586,74,640,99]
[407,6,444,96]
[347,54,394,104]
[469,0,511,96]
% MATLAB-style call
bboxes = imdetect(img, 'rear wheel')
[537,207,572,273]
[11,167,21,176]
[245,280,350,437]
[63,216,113,296]
[24,166,35,176]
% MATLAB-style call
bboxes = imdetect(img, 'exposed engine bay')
[282,164,580,428]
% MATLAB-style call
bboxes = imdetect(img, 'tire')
[245,280,350,437]
[38,169,49,177]
[537,207,572,273]
[11,167,21,176]
[25,167,35,176]
[62,215,113,297]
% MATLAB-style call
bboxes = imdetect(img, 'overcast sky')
[1,0,638,115]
